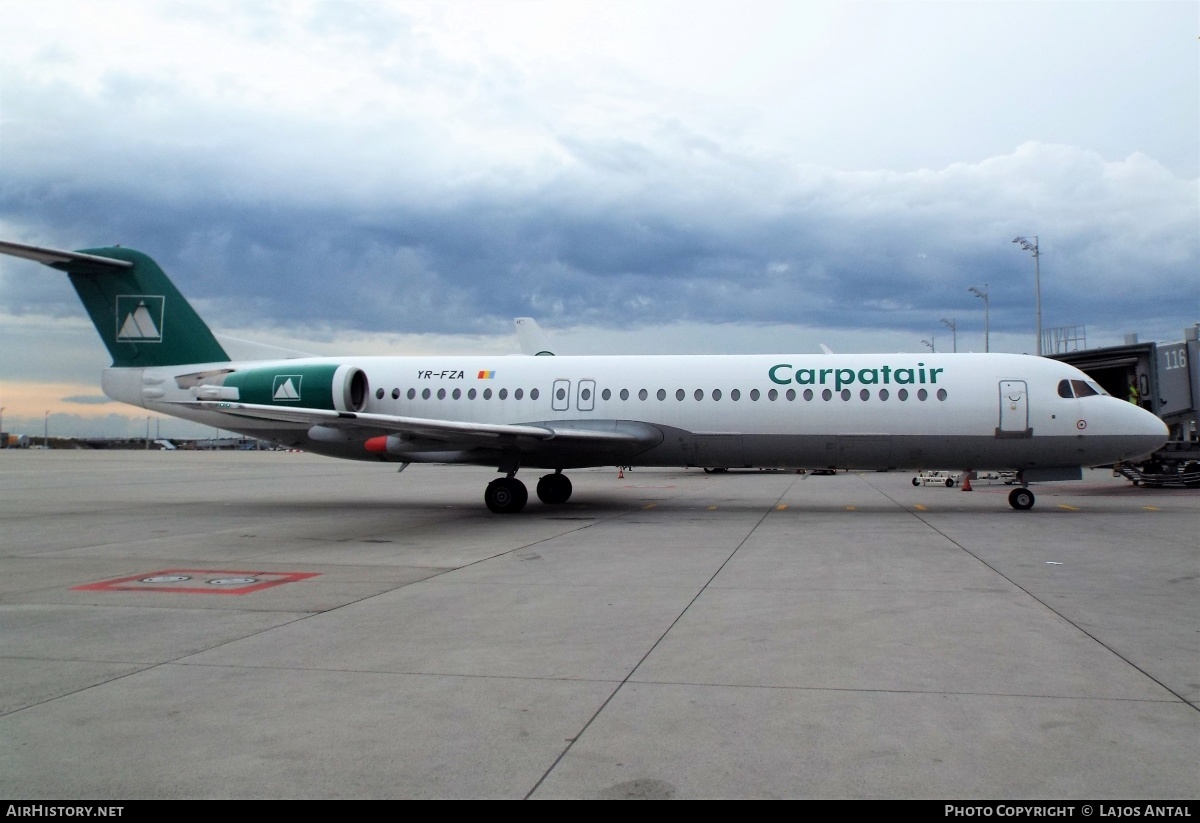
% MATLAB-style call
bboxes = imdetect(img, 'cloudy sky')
[1,0,1197,438]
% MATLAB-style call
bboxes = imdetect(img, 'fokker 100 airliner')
[1,240,1167,513]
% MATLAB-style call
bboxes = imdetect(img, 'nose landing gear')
[1008,486,1035,510]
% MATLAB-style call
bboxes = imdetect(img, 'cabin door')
[997,380,1031,437]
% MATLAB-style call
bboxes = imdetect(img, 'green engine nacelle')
[221,364,369,412]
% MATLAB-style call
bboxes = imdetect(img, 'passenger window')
[620,389,629,400]
[515,388,524,400]
[531,388,540,400]
[750,389,760,401]
[712,389,722,401]
[1071,380,1099,397]
[1057,379,1074,398]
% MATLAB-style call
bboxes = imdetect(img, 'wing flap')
[176,401,649,446]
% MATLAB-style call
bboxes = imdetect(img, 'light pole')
[922,336,935,353]
[940,318,957,353]
[969,284,989,352]
[146,416,151,449]
[1013,236,1042,355]
[44,410,49,449]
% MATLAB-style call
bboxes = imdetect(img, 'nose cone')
[1127,403,1169,459]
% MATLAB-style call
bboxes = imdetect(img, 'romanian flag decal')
[477,370,496,379]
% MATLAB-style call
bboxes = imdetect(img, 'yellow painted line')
[1057,504,1080,511]
[1143,506,1160,511]
[914,504,928,511]
[642,503,657,510]
[708,505,718,510]
[776,504,787,511]
[846,505,857,511]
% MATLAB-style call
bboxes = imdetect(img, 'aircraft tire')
[485,477,528,513]
[536,473,573,504]
[1008,487,1035,511]
[945,478,955,487]
[912,477,920,486]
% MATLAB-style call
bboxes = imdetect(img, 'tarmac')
[0,450,1196,800]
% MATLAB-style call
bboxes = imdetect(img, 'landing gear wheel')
[485,477,528,513]
[1008,487,1035,511]
[912,477,920,486]
[945,478,955,487]
[536,473,573,504]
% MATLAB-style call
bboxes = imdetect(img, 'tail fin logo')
[115,295,165,343]
[272,375,302,402]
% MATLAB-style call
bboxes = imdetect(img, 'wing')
[175,400,658,450]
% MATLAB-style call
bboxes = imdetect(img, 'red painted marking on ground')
[73,569,320,595]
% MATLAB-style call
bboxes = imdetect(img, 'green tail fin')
[53,246,229,368]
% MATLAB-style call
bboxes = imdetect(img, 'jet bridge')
[1050,327,1200,487]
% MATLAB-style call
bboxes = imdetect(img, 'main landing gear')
[484,470,573,513]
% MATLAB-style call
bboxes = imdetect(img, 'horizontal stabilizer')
[0,240,132,271]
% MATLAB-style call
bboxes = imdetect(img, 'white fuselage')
[107,351,1168,473]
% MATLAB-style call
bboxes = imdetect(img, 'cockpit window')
[1057,379,1074,398]
[1071,380,1100,397]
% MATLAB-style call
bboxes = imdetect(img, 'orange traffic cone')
[618,466,625,479]
[961,473,972,491]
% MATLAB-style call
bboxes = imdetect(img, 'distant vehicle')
[913,470,960,487]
